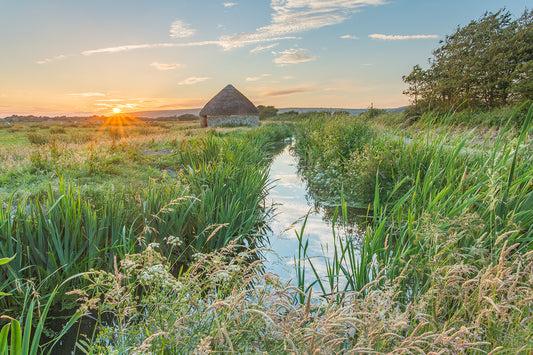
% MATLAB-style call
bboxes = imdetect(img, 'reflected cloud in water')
[265,144,366,284]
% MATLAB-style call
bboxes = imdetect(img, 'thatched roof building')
[199,84,259,127]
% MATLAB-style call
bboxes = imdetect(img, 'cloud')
[223,2,237,7]
[369,34,439,40]
[36,54,66,64]
[81,36,294,55]
[219,0,385,48]
[150,62,181,70]
[273,48,314,64]
[178,77,210,85]
[340,34,359,39]
[260,87,315,97]
[250,43,279,54]
[170,20,196,38]
[67,92,106,97]
[76,1,385,59]
[246,74,271,82]
[82,41,219,55]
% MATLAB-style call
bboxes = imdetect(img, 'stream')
[264,143,366,284]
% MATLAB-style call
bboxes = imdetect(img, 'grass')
[290,105,533,351]
[0,121,292,315]
[2,108,533,353]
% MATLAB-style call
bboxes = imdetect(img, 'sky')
[0,0,530,116]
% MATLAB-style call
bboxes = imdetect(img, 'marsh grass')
[291,105,533,351]
[73,240,533,354]
[0,123,292,314]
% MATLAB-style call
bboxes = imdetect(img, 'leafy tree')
[403,9,533,111]
[257,105,278,120]
[402,64,427,108]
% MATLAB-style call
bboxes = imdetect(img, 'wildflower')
[121,258,137,273]
[165,235,183,247]
[192,252,205,261]
[138,264,182,290]
[147,242,160,249]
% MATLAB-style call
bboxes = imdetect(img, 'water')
[264,144,365,284]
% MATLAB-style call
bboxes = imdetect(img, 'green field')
[1,109,533,353]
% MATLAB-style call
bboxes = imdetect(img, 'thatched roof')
[199,84,259,116]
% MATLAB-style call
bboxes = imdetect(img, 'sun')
[113,107,121,114]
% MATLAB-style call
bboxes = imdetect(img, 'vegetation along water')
[1,8,533,354]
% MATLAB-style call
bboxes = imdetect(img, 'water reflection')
[265,144,368,283]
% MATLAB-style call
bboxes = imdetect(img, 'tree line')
[403,9,533,113]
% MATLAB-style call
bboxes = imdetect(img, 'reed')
[0,123,292,311]
[293,106,533,350]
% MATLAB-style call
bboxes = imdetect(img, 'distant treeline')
[403,9,533,114]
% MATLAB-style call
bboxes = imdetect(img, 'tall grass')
[0,123,292,312]
[75,239,533,353]
[293,106,533,350]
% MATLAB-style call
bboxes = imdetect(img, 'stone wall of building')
[206,115,259,127]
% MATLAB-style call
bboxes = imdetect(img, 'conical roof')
[199,84,259,116]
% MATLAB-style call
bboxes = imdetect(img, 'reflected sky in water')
[265,144,362,283]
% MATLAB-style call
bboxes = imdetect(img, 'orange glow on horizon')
[113,107,121,114]
[97,114,144,139]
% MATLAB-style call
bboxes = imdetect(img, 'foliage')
[292,105,533,352]
[0,123,292,311]
[293,113,377,205]
[257,105,279,120]
[403,9,533,113]
[0,258,83,354]
[76,240,533,353]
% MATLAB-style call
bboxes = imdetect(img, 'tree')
[403,9,533,111]
[402,64,427,108]
[257,105,278,120]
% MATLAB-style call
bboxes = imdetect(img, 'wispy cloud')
[150,62,181,70]
[369,34,439,40]
[246,74,271,82]
[223,2,237,7]
[67,92,106,97]
[80,0,382,57]
[82,41,218,55]
[178,77,210,85]
[250,43,279,54]
[170,20,196,38]
[81,36,292,55]
[36,54,66,64]
[219,0,385,49]
[260,87,315,97]
[341,34,359,40]
[273,48,314,65]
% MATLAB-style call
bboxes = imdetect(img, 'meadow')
[1,106,533,353]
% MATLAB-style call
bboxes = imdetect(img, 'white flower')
[192,253,205,261]
[165,235,183,247]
